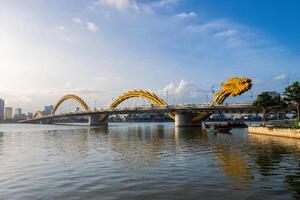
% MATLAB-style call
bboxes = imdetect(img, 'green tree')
[283,81,300,122]
[253,93,272,108]
[253,92,283,108]
[253,92,284,121]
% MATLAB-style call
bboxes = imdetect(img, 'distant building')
[0,99,4,120]
[15,114,26,121]
[265,91,281,98]
[4,107,13,120]
[14,108,24,120]
[27,112,33,119]
[15,108,22,116]
[44,105,53,115]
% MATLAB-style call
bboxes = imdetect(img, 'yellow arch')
[33,111,44,118]
[35,77,251,123]
[109,90,175,120]
[52,94,90,115]
[109,77,252,123]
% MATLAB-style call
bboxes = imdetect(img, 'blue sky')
[0,0,299,112]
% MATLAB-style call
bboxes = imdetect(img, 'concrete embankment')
[248,126,300,139]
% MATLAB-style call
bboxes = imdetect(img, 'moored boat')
[204,123,233,133]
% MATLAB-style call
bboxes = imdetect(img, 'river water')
[0,123,300,200]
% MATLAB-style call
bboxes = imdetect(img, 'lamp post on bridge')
[250,91,254,104]
[94,100,97,111]
[166,90,169,104]
[211,86,215,104]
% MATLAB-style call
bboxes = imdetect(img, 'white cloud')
[55,25,72,42]
[73,17,82,24]
[163,80,188,95]
[144,0,179,13]
[0,75,123,113]
[2,0,299,111]
[72,18,98,33]
[186,20,226,33]
[156,0,179,6]
[94,0,177,13]
[86,21,98,32]
[214,29,237,38]
[176,12,197,18]
[185,19,267,50]
[96,0,138,11]
[56,25,66,31]
[161,80,206,103]
[274,73,287,80]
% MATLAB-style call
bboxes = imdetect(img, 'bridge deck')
[20,104,283,123]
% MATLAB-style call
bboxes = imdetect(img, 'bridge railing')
[106,103,253,111]
[26,103,255,121]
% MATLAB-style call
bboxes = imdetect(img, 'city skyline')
[1,0,299,113]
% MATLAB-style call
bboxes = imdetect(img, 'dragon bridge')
[51,94,90,115]
[191,77,252,122]
[108,77,251,123]
[30,77,252,126]
[109,90,175,120]
[33,111,44,118]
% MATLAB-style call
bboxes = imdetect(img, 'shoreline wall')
[248,126,300,139]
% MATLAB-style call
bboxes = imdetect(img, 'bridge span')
[20,104,264,126]
[20,77,275,127]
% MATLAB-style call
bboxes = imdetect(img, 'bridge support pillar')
[88,115,108,126]
[175,113,202,127]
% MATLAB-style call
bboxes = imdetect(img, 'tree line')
[253,81,300,122]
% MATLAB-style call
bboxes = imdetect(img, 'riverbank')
[248,126,300,139]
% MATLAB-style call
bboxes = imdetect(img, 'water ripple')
[0,123,300,199]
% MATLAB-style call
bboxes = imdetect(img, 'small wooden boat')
[228,121,248,128]
[204,123,232,133]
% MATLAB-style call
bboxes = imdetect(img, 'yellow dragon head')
[213,77,252,104]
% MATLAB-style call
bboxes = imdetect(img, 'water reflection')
[248,133,300,198]
[108,125,254,189]
[174,127,208,141]
[214,141,253,188]
[44,128,90,161]
[176,127,253,188]
[0,132,3,157]
[1,124,300,199]
[109,124,167,166]
[249,134,296,175]
[45,126,112,162]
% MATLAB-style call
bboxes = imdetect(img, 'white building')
[4,107,12,120]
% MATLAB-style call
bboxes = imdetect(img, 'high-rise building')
[4,107,13,120]
[0,99,4,120]
[44,105,53,115]
[15,108,22,116]
[14,108,26,120]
